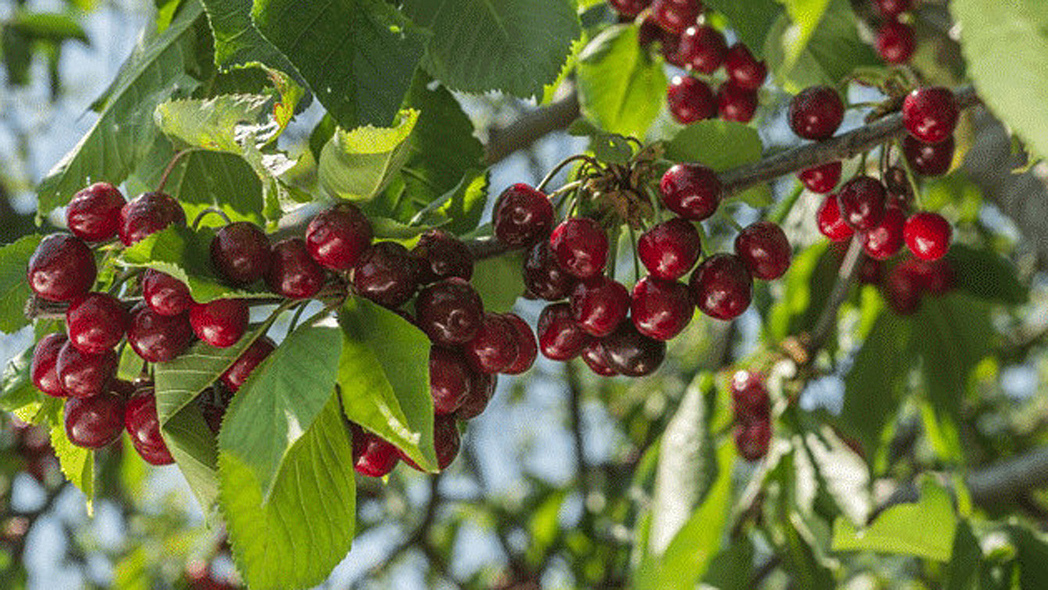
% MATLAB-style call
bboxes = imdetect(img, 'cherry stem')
[627,225,640,283]
[808,236,864,354]
[107,268,142,296]
[192,208,233,230]
[892,138,924,208]
[536,154,596,193]
[287,300,310,332]
[156,148,201,194]
[606,226,620,281]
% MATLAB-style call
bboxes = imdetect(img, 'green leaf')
[665,119,770,206]
[432,170,489,235]
[947,245,1028,305]
[0,234,42,334]
[251,0,426,129]
[1,25,32,86]
[318,110,419,202]
[36,0,204,216]
[701,539,755,590]
[951,0,1048,160]
[155,94,278,152]
[777,0,833,70]
[403,0,580,99]
[470,249,525,313]
[219,393,355,590]
[199,0,301,80]
[338,297,436,471]
[576,24,667,141]
[832,477,957,562]
[704,0,782,59]
[1007,525,1048,589]
[8,12,89,43]
[49,407,95,512]
[944,521,982,590]
[767,241,837,342]
[1,347,42,413]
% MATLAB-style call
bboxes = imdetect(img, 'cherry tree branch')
[484,89,581,165]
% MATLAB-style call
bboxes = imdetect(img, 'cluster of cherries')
[858,253,955,316]
[874,0,918,65]
[610,0,767,125]
[730,371,772,461]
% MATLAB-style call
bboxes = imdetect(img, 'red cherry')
[734,419,771,461]
[305,203,373,270]
[884,262,922,315]
[667,76,716,124]
[27,233,97,302]
[798,161,842,194]
[609,0,651,17]
[902,87,959,145]
[127,306,193,362]
[124,391,174,465]
[837,176,887,231]
[730,370,770,423]
[464,313,519,374]
[907,258,955,295]
[788,86,844,140]
[412,229,474,284]
[66,183,125,242]
[350,423,399,477]
[31,333,69,397]
[64,393,126,449]
[717,81,758,123]
[429,346,472,414]
[119,192,186,246]
[862,206,906,260]
[904,212,952,261]
[56,340,117,398]
[650,0,701,34]
[523,240,578,301]
[570,277,631,338]
[660,163,722,221]
[630,277,693,341]
[734,221,791,280]
[724,43,767,90]
[903,135,954,176]
[66,292,130,354]
[638,14,663,48]
[210,222,271,286]
[876,0,913,17]
[190,299,248,348]
[601,322,666,377]
[859,257,883,285]
[816,194,855,242]
[501,313,538,375]
[433,414,461,470]
[456,371,497,420]
[537,302,591,361]
[884,166,914,210]
[220,336,275,392]
[550,218,608,280]
[580,340,618,377]
[141,270,192,316]
[877,21,915,65]
[266,237,326,299]
[416,278,484,346]
[638,218,701,281]
[678,25,726,74]
[689,253,753,320]
[351,242,421,309]
[493,184,554,248]
[660,29,686,67]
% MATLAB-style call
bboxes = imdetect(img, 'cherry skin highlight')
[127,306,194,363]
[351,242,421,309]
[690,253,754,321]
[523,240,578,301]
[904,212,952,261]
[788,86,844,140]
[734,221,791,280]
[210,222,271,286]
[660,163,722,221]
[119,191,185,246]
[416,278,485,346]
[667,75,716,124]
[493,184,554,248]
[464,313,520,374]
[500,313,538,375]
[66,182,125,242]
[638,218,701,281]
[190,299,249,349]
[413,229,474,284]
[141,270,192,316]
[124,391,175,465]
[550,218,608,280]
[717,81,758,123]
[27,233,97,302]
[798,161,842,194]
[429,346,472,415]
[862,206,907,261]
[902,87,960,144]
[678,25,726,74]
[537,302,591,361]
[630,276,693,341]
[816,194,855,242]
[220,336,276,392]
[350,424,399,477]
[877,21,915,65]
[305,202,373,270]
[65,393,126,449]
[266,237,327,299]
[601,322,666,377]
[724,43,767,90]
[56,340,117,399]
[570,276,631,338]
[903,135,955,176]
[66,292,130,355]
[31,333,69,397]
[837,176,888,231]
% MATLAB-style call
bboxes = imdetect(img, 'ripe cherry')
[581,340,618,377]
[413,229,474,284]
[788,86,844,140]
[734,419,771,461]
[220,336,276,392]
[660,163,722,221]
[31,333,69,397]
[724,43,767,90]
[429,346,471,414]
[884,262,922,315]
[416,278,485,346]
[877,21,915,65]
[690,253,753,320]
[210,222,271,285]
[863,206,907,260]
[493,184,554,248]
[638,218,701,281]
[266,237,326,299]
[650,0,701,34]
[902,87,959,145]
[56,340,117,398]
[798,161,842,194]
[837,176,887,231]
[305,202,373,270]
[884,166,914,210]
[352,242,421,309]
[523,239,578,301]
[908,258,955,296]
[816,194,855,242]
[27,233,97,302]
[859,257,883,285]
[127,306,194,362]
[65,393,126,449]
[876,0,913,17]
[609,0,651,17]
[66,182,125,242]
[667,75,716,124]
[190,299,248,348]
[904,212,952,261]
[734,221,791,280]
[660,30,686,67]
[119,191,185,246]
[717,81,758,123]
[538,302,591,361]
[464,313,520,374]
[66,292,130,354]
[903,135,954,176]
[570,277,631,338]
[550,218,608,280]
[433,414,461,470]
[602,322,666,377]
[141,270,192,316]
[731,371,770,423]
[350,424,399,477]
[638,14,663,48]
[124,391,174,465]
[456,371,497,420]
[631,276,693,341]
[501,313,538,375]
[678,25,726,74]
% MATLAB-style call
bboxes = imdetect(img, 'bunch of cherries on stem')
[731,371,772,462]
[856,251,956,316]
[610,0,768,125]
[874,0,918,65]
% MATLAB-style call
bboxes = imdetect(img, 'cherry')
[429,346,472,414]
[798,161,842,194]
[724,43,767,90]
[638,14,663,48]
[581,340,618,377]
[837,176,887,231]
[199,388,233,434]
[210,222,271,286]
[637,219,700,281]
[266,237,326,299]
[27,233,97,302]
[717,81,758,123]
[859,257,882,285]
[433,414,461,470]
[660,163,722,221]
[876,0,913,17]
[416,278,484,346]
[493,184,554,248]
[464,313,519,374]
[602,322,666,377]
[66,182,125,242]
[31,333,69,397]
[788,86,844,140]
[550,218,608,279]
[734,419,771,461]
[523,239,578,301]
[903,135,954,176]
[56,340,117,398]
[220,336,276,392]
[678,25,726,74]
[305,202,373,270]
[413,229,474,284]
[609,0,651,17]
[631,277,693,341]
[64,393,126,449]
[884,262,922,315]
[351,242,421,309]
[908,258,955,295]
[124,391,175,465]
[650,0,701,34]
[66,292,130,354]
[904,211,952,261]
[141,270,192,316]
[456,371,497,420]
[902,87,959,145]
[537,302,591,361]
[884,166,914,210]
[501,313,538,375]
[731,371,770,423]
[190,299,248,348]
[350,424,399,477]
[660,30,686,68]
[690,253,753,320]
[667,75,716,124]
[877,21,915,65]
[127,306,194,362]
[119,191,186,246]
[570,276,631,338]
[862,206,907,260]
[734,221,791,280]
[816,194,855,242]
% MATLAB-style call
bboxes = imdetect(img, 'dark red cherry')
[27,233,96,302]
[908,258,954,296]
[119,191,186,246]
[667,75,716,124]
[210,222,271,286]
[798,161,842,194]
[351,242,421,309]
[66,292,130,354]
[660,29,686,67]
[859,257,883,285]
[493,184,554,248]
[904,212,952,261]
[537,302,591,361]
[501,313,538,375]
[550,218,608,280]
[412,229,474,284]
[837,176,887,231]
[660,163,722,221]
[876,0,913,17]
[523,240,577,301]
[464,313,519,374]
[609,0,651,17]
[266,237,326,299]
[350,423,399,477]
[816,194,855,242]
[581,340,618,377]
[884,166,914,211]
[734,221,791,280]
[66,182,125,242]
[141,270,192,316]
[433,414,461,470]
[884,263,922,315]
[190,299,248,348]
[862,206,906,260]
[220,336,276,392]
[56,340,117,398]
[877,21,915,65]
[429,346,471,414]
[903,135,954,176]
[724,43,767,90]
[64,393,126,449]
[127,306,194,362]
[31,333,69,397]
[416,278,484,346]
[678,25,726,74]
[124,391,174,465]
[305,202,372,270]
[631,276,693,341]
[650,0,701,34]
[731,371,770,424]
[788,86,844,140]
[570,277,631,338]
[602,322,666,377]
[456,371,497,420]
[198,388,233,434]
[638,218,701,281]
[638,13,663,47]
[902,87,959,145]
[734,419,771,461]
[717,81,758,123]
[689,253,753,320]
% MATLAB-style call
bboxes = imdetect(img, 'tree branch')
[485,89,581,165]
